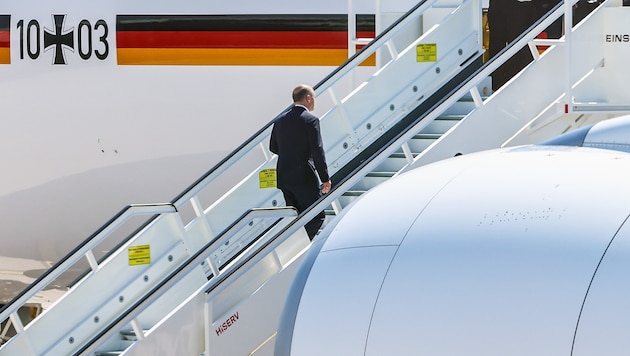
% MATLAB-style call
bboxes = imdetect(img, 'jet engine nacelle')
[277,116,630,355]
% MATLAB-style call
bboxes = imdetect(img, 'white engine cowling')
[277,116,630,355]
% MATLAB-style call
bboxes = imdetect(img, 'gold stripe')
[117,48,375,66]
[0,48,10,64]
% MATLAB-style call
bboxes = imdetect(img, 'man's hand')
[322,180,332,194]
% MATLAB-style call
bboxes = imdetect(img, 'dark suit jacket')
[269,105,329,190]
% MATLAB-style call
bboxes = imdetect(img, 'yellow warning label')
[259,168,277,188]
[416,43,437,62]
[128,245,151,266]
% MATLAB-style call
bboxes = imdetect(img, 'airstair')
[2,0,630,355]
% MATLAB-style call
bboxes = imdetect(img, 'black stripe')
[0,15,10,31]
[117,14,374,32]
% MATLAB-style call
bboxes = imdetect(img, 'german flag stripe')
[0,48,9,64]
[0,15,9,64]
[116,14,375,66]
[117,14,375,32]
[0,31,9,48]
[117,48,372,66]
[117,31,376,49]
[0,15,9,31]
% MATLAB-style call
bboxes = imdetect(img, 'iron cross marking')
[44,15,74,65]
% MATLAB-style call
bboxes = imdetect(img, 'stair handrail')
[300,0,591,251]
[75,207,298,355]
[405,0,580,161]
[188,0,577,217]
[169,0,436,208]
[0,204,177,328]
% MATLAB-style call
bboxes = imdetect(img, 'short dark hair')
[292,87,311,102]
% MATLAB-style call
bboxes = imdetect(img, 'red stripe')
[116,31,375,49]
[0,31,9,48]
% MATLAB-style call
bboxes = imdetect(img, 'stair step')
[407,134,442,152]
[389,152,416,159]
[351,172,394,191]
[366,171,395,178]
[344,190,366,196]
[443,98,477,115]
[413,133,442,140]
[437,114,466,121]
[337,192,366,208]
[374,155,408,172]
[95,352,123,356]
[420,117,462,135]
[120,330,140,341]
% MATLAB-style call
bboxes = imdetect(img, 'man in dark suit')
[269,84,332,240]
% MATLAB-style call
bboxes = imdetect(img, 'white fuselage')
[0,0,423,303]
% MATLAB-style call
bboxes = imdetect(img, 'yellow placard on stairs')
[416,43,437,62]
[259,168,277,188]
[128,245,151,266]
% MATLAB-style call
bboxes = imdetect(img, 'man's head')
[292,84,316,111]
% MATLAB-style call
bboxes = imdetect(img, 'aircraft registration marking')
[14,15,110,64]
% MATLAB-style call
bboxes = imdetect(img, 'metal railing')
[0,204,177,337]
[76,207,299,355]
